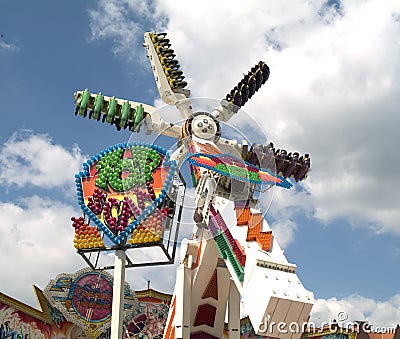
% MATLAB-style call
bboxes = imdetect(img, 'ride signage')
[74,142,177,246]
[44,268,137,338]
[70,271,113,322]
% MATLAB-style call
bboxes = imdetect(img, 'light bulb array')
[71,216,105,249]
[74,142,178,246]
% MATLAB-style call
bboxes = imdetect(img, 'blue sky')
[1,0,400,327]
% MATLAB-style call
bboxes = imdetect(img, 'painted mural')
[123,289,171,339]
[124,301,169,339]
[0,298,80,339]
[0,283,172,339]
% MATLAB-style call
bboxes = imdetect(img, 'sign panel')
[74,142,177,246]
[44,268,137,338]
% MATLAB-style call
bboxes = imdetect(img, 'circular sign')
[70,272,113,323]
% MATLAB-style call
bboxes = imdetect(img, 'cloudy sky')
[1,0,400,329]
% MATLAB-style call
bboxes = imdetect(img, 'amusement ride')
[71,31,313,339]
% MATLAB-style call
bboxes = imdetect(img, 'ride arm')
[74,89,182,139]
[143,32,192,118]
[193,172,217,237]
[212,61,270,122]
[238,140,311,182]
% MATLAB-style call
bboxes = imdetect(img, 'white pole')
[174,264,191,338]
[110,249,126,339]
[228,278,240,339]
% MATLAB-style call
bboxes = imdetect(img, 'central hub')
[184,112,221,142]
[191,115,217,140]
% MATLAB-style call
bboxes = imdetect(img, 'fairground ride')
[72,32,313,339]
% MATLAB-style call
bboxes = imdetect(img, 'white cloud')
[269,218,297,249]
[311,294,400,328]
[266,183,313,248]
[0,179,180,309]
[125,256,179,293]
[88,0,166,63]
[0,128,189,307]
[0,35,19,51]
[84,0,400,249]
[0,131,89,307]
[141,0,400,237]
[0,195,83,308]
[0,130,86,190]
